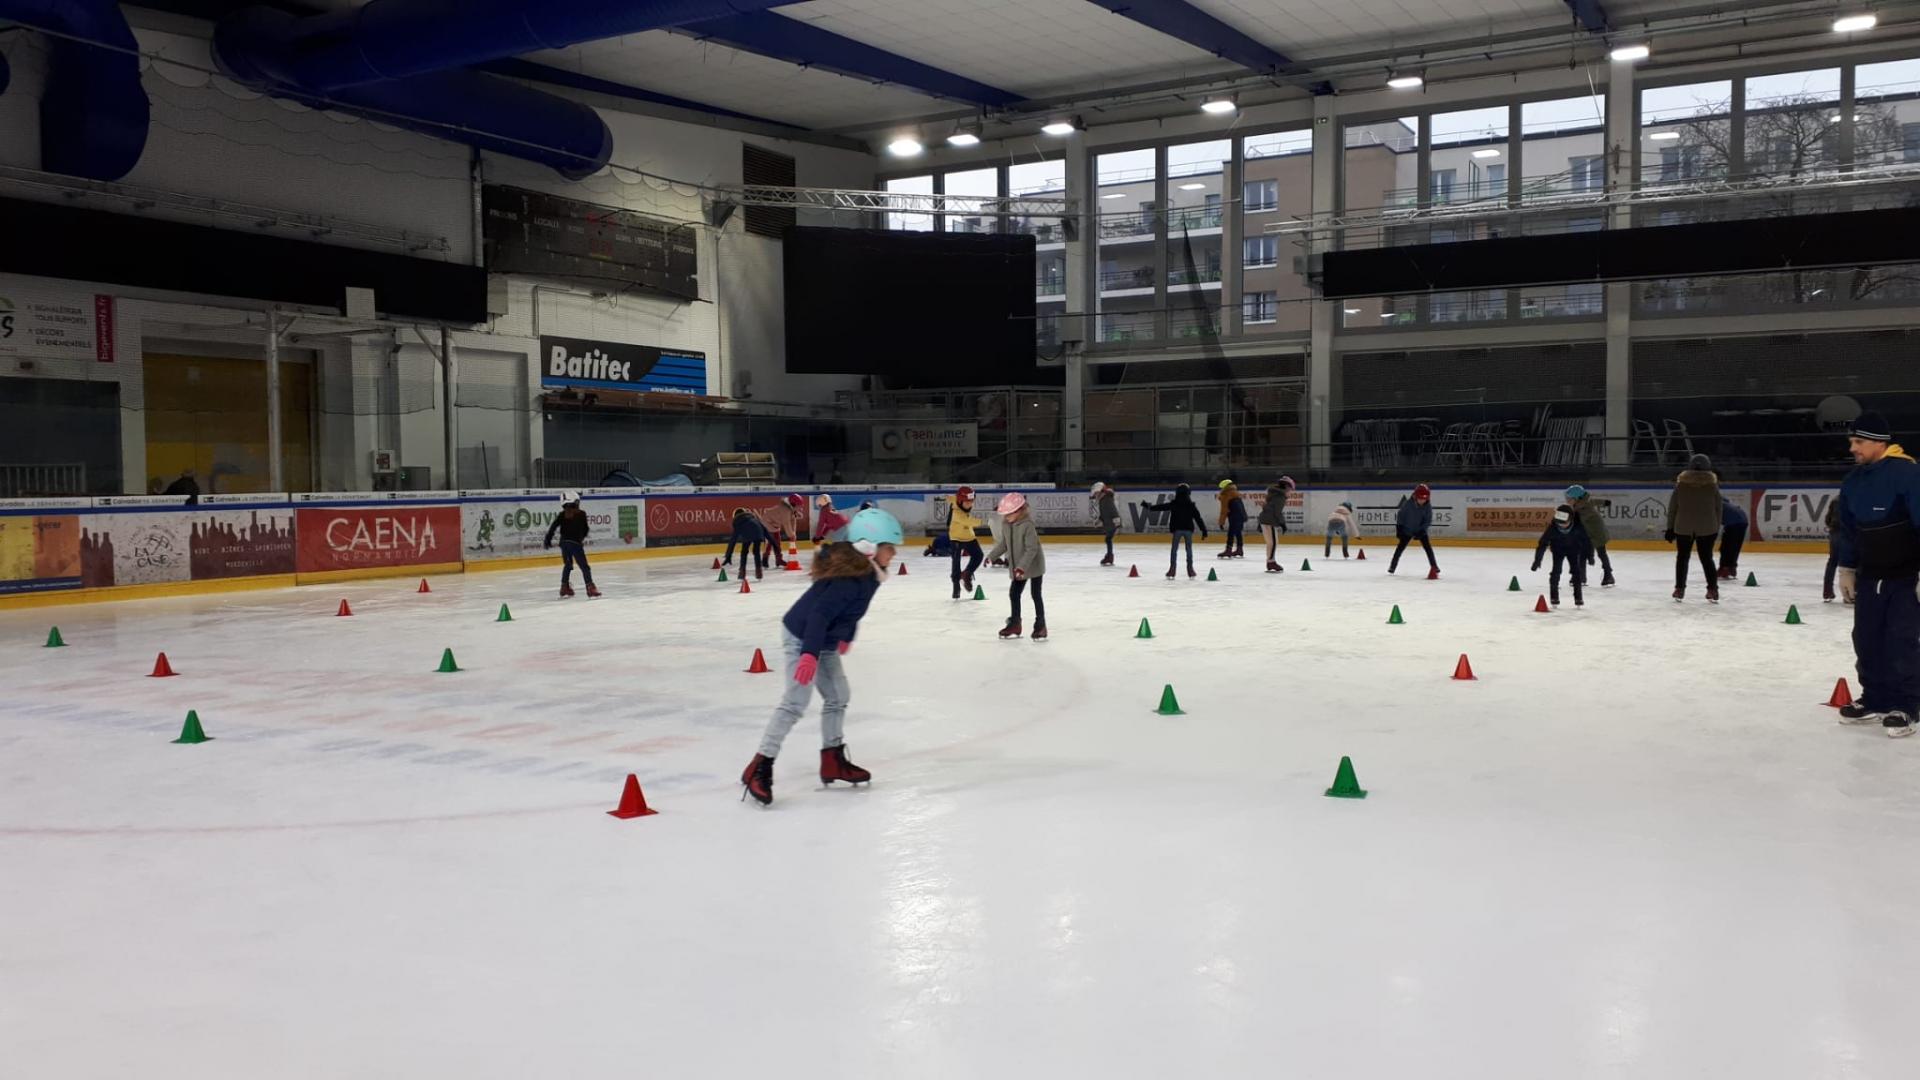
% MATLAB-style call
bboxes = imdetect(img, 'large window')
[1097,149,1157,342]
[1242,291,1278,324]
[1008,159,1067,348]
[941,168,998,234]
[1854,58,1920,167]
[1342,118,1417,327]
[884,175,933,231]
[1640,80,1733,187]
[1431,106,1509,204]
[1743,68,1840,178]
[1521,94,1606,199]
[1241,128,1312,335]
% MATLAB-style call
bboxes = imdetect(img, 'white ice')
[3,543,1918,1079]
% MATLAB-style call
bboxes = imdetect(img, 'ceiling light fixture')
[1343,308,1361,315]
[1178,182,1207,191]
[1386,71,1423,90]
[1100,192,1127,199]
[947,131,981,147]
[1041,118,1081,136]
[1610,43,1651,61]
[1648,130,1681,141]
[1834,13,1877,33]
[886,137,924,157]
[1472,148,1502,159]
[1201,96,1237,115]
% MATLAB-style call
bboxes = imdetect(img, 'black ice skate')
[741,753,774,805]
[1217,547,1234,559]
[1166,566,1177,579]
[1550,585,1561,606]
[1706,583,1720,604]
[1187,565,1197,578]
[1266,560,1284,573]
[1573,583,1584,607]
[1886,712,1916,738]
[1100,553,1114,567]
[1673,586,1685,602]
[560,583,575,598]
[1032,620,1048,641]
[963,572,974,592]
[1824,588,1836,603]
[1839,702,1894,725]
[1601,571,1616,587]
[952,579,962,600]
[820,745,871,785]
[999,619,1022,639]
[585,584,602,598]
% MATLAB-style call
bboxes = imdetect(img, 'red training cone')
[786,560,802,571]
[607,774,658,818]
[896,562,907,576]
[336,599,353,617]
[148,652,177,678]
[417,579,431,594]
[1451,654,1477,681]
[739,579,752,595]
[1356,549,1366,560]
[1128,565,1140,578]
[1427,566,1440,580]
[1534,595,1550,613]
[1825,678,1854,709]
[712,557,722,570]
[746,648,771,674]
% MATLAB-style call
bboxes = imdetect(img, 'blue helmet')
[1565,484,1587,500]
[844,507,904,553]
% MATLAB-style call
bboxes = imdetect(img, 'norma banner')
[463,495,645,561]
[0,513,83,594]
[646,493,811,543]
[296,504,460,573]
[872,424,980,460]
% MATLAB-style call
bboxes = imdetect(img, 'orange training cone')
[1825,678,1854,709]
[417,579,431,594]
[786,559,802,571]
[1128,565,1140,578]
[1534,595,1550,613]
[1451,654,1477,681]
[148,652,177,678]
[746,648,771,674]
[336,599,352,617]
[739,579,752,594]
[607,774,658,819]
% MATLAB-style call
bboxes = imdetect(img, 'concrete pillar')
[1308,97,1340,470]
[1604,60,1636,465]
[1063,138,1093,475]
[265,307,283,492]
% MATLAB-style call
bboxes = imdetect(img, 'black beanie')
[1688,453,1711,471]
[1852,411,1893,442]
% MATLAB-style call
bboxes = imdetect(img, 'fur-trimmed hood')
[1675,469,1718,488]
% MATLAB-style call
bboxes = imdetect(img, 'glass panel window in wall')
[1009,160,1068,347]
[941,167,998,234]
[885,175,933,231]
[1430,106,1509,205]
[1166,139,1229,339]
[1341,118,1417,328]
[1520,94,1606,203]
[1743,68,1841,179]
[1241,128,1312,335]
[1097,149,1159,343]
[1852,59,1920,168]
[1640,80,1733,187]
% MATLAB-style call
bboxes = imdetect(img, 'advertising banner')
[296,504,460,573]
[645,493,812,543]
[872,424,980,460]
[0,285,115,362]
[0,513,83,594]
[1460,490,1558,536]
[191,507,297,579]
[1748,487,1838,543]
[80,512,191,588]
[463,495,644,561]
[540,335,707,396]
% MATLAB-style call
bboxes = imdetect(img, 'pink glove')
[837,641,851,656]
[793,654,818,686]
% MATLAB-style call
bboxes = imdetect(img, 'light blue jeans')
[1168,530,1195,569]
[758,628,850,757]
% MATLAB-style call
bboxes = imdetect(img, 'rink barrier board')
[0,485,1834,609]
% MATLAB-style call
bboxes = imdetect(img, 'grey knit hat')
[1688,453,1711,471]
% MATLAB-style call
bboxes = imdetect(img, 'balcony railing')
[1168,266,1223,286]
[1099,213,1154,240]
[1100,314,1158,342]
[1100,266,1156,290]
[1037,277,1067,297]
[1168,207,1224,231]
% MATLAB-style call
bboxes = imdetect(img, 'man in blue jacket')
[1716,496,1750,580]
[1833,411,1920,737]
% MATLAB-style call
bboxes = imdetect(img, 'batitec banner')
[540,335,707,396]
[296,504,460,573]
[462,495,644,561]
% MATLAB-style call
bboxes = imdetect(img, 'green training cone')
[1206,568,1218,581]
[1387,605,1404,625]
[172,710,211,745]
[717,568,729,582]
[1301,559,1312,571]
[44,626,65,648]
[436,648,461,673]
[1324,756,1367,799]
[1784,605,1802,625]
[496,604,513,622]
[1508,576,1522,592]
[1155,684,1185,715]
[973,585,986,600]
[1135,618,1154,639]
[1745,571,1758,587]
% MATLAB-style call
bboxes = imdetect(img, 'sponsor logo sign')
[296,505,460,573]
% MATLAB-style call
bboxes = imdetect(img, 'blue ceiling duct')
[0,0,151,180]
[214,6,612,179]
[218,0,803,92]
[1564,0,1611,33]
[678,12,1022,108]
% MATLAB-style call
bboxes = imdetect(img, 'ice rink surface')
[4,542,1917,1079]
